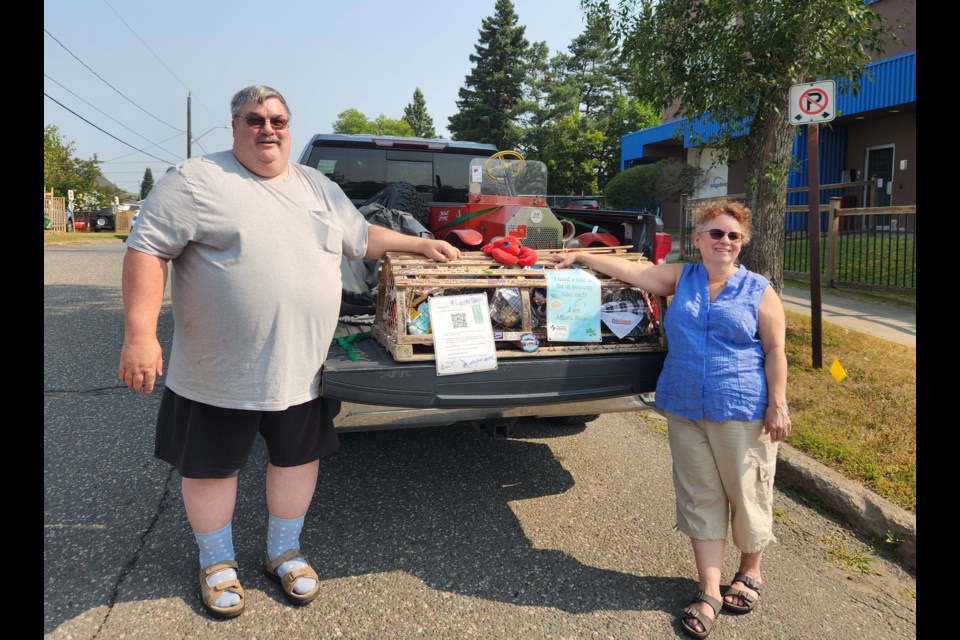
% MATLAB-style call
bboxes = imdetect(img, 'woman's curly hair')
[694,202,752,244]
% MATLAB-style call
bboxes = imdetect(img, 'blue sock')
[194,523,240,609]
[267,515,317,595]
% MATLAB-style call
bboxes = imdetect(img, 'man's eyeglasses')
[701,229,743,242]
[239,114,289,131]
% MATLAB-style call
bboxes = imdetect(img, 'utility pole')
[187,93,192,158]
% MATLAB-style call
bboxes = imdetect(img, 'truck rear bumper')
[321,334,666,431]
[330,393,658,432]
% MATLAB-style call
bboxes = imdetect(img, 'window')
[299,135,497,206]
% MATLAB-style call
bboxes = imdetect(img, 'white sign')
[789,80,836,124]
[545,268,601,342]
[67,189,74,202]
[428,293,498,376]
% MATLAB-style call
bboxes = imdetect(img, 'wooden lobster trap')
[372,248,666,363]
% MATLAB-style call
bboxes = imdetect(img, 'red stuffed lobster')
[481,235,538,267]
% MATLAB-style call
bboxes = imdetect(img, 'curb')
[775,443,916,571]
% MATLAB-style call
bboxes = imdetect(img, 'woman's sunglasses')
[701,229,743,242]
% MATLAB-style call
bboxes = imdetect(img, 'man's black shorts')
[154,388,341,479]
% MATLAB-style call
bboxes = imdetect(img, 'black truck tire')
[360,182,431,227]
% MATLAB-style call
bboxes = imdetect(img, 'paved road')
[44,242,916,639]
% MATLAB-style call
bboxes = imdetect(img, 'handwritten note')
[429,293,498,376]
[545,268,601,342]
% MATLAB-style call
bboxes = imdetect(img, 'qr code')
[451,312,468,329]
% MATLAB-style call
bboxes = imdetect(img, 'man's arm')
[118,247,169,393]
[365,224,460,262]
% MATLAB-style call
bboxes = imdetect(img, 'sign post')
[789,80,835,369]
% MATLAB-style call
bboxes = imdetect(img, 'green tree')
[518,8,659,194]
[598,95,659,186]
[332,108,373,134]
[604,159,704,210]
[604,163,659,210]
[536,114,605,196]
[333,108,414,136]
[44,125,73,193]
[448,0,529,149]
[373,115,415,137]
[590,0,901,292]
[402,88,436,138]
[139,167,154,200]
[44,125,103,203]
[557,8,660,189]
[516,40,562,158]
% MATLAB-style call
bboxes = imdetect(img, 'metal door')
[864,144,894,207]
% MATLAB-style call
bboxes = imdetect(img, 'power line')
[44,74,181,159]
[45,93,179,165]
[101,0,223,125]
[102,0,191,93]
[104,132,187,164]
[44,27,183,133]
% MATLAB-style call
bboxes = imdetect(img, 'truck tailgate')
[322,336,666,409]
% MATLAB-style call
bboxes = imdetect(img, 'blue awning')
[622,51,915,164]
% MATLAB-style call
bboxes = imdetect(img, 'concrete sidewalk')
[781,285,915,348]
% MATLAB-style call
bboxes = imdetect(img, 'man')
[118,85,459,619]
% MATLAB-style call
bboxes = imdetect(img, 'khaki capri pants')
[665,411,778,553]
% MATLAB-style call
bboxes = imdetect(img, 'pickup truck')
[299,135,668,432]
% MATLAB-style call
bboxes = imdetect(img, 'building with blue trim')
[619,0,916,230]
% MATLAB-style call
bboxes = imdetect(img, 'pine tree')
[551,9,659,191]
[403,89,436,138]
[139,168,154,200]
[448,0,529,149]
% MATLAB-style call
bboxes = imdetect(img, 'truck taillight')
[654,232,672,264]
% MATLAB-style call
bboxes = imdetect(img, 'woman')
[551,202,791,638]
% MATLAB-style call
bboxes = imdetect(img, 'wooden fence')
[42,193,135,234]
[43,193,67,232]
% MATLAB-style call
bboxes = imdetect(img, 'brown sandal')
[722,572,762,613]
[198,560,245,619]
[264,549,321,606]
[680,590,721,638]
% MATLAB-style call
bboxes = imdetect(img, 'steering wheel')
[484,150,526,183]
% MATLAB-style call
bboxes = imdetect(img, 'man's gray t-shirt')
[126,150,369,410]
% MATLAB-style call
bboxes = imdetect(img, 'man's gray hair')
[230,85,291,120]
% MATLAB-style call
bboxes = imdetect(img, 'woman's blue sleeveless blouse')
[654,262,771,422]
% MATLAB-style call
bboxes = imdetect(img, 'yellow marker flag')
[830,358,847,382]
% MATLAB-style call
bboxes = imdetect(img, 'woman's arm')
[550,250,681,297]
[758,285,792,442]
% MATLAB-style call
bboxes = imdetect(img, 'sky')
[44,0,595,195]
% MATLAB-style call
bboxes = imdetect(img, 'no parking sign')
[789,80,835,124]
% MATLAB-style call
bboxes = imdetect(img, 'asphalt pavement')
[44,241,916,639]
